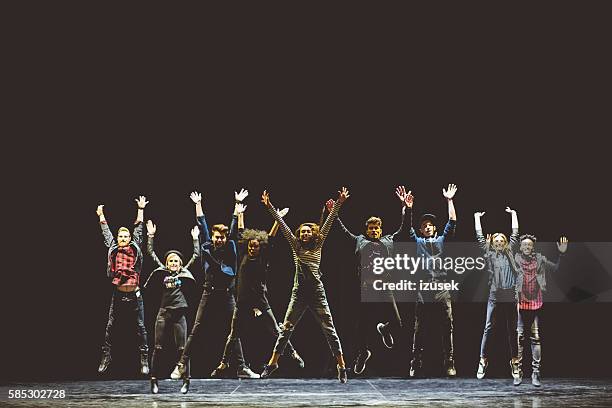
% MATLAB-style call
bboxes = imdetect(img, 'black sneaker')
[531,371,541,387]
[337,365,348,383]
[210,362,230,378]
[181,378,190,394]
[150,378,159,394]
[140,353,150,376]
[409,357,423,378]
[260,364,278,379]
[353,349,372,375]
[377,322,394,349]
[237,365,261,379]
[98,353,111,374]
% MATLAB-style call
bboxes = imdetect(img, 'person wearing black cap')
[327,186,412,375]
[408,184,458,378]
[172,189,260,381]
[144,221,199,394]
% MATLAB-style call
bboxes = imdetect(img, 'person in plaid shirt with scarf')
[514,234,568,387]
[96,196,150,376]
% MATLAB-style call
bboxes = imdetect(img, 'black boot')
[260,363,278,379]
[337,365,348,383]
[210,362,231,378]
[409,355,423,378]
[140,352,150,376]
[98,352,112,374]
[181,378,190,394]
[150,378,159,394]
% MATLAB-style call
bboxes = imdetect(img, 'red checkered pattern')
[111,245,139,286]
[519,257,542,310]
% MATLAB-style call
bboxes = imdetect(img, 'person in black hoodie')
[172,189,260,381]
[144,221,199,394]
[327,186,411,375]
[211,206,305,376]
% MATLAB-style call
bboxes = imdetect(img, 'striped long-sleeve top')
[267,200,342,279]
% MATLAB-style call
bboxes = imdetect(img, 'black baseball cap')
[419,213,437,226]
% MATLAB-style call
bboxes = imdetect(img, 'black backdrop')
[3,1,612,383]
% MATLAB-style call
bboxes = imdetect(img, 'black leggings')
[150,307,188,378]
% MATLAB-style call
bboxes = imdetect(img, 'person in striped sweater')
[259,187,350,383]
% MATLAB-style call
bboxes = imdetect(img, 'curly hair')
[240,228,269,245]
[295,222,321,248]
[519,234,538,244]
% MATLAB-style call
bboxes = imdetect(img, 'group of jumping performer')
[96,185,568,393]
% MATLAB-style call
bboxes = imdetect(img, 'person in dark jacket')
[96,196,150,376]
[474,207,522,384]
[408,184,458,378]
[514,234,568,387]
[144,220,200,394]
[172,189,260,381]
[328,185,411,375]
[212,206,304,376]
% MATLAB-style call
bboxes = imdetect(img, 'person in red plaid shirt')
[514,234,568,387]
[97,196,150,376]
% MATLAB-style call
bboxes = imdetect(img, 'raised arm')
[185,226,201,270]
[442,184,457,222]
[269,207,289,237]
[319,187,349,245]
[325,199,356,240]
[97,204,115,248]
[132,196,148,247]
[230,202,247,241]
[262,190,298,250]
[146,220,164,269]
[231,188,248,240]
[191,191,211,243]
[506,206,519,251]
[391,186,412,239]
[474,211,488,251]
[542,236,569,271]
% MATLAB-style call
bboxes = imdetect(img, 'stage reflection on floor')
[2,378,611,407]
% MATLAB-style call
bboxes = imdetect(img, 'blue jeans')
[102,288,148,354]
[479,289,518,359]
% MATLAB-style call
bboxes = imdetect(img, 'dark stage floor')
[2,378,611,407]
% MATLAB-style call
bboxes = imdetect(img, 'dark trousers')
[480,289,518,359]
[102,288,148,355]
[517,308,542,372]
[151,307,188,378]
[274,272,342,357]
[221,304,296,364]
[181,287,245,368]
[355,294,402,354]
[412,290,454,362]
